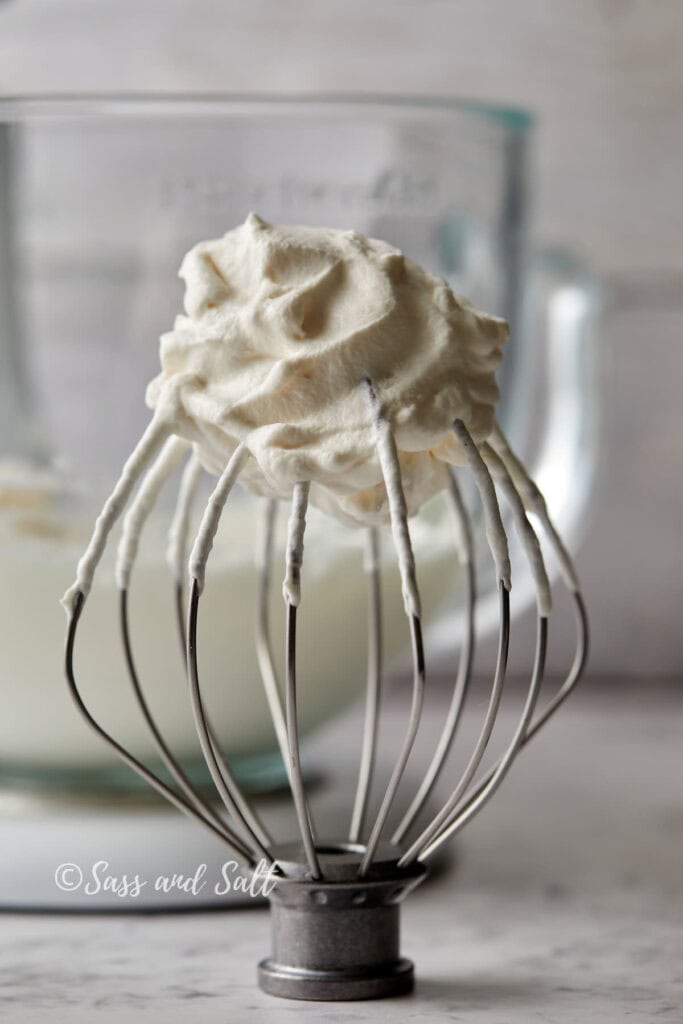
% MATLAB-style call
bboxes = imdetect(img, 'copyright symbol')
[55,863,83,892]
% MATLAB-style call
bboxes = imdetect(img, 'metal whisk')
[63,387,587,1001]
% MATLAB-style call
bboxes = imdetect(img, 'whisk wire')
[487,428,589,734]
[65,590,255,862]
[169,453,204,660]
[255,498,290,768]
[349,527,383,844]
[116,437,189,591]
[187,579,275,862]
[283,481,321,879]
[358,379,426,877]
[417,610,548,861]
[391,471,476,844]
[114,439,253,842]
[61,415,171,614]
[429,590,587,845]
[404,429,553,861]
[119,588,239,839]
[185,446,276,861]
[359,613,425,877]
[410,429,581,862]
[440,432,589,812]
[397,420,519,865]
[167,452,203,586]
[172,576,251,821]
[397,583,510,866]
[481,443,552,616]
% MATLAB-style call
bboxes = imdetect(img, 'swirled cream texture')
[146,213,508,527]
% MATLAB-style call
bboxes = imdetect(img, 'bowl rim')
[0,92,534,131]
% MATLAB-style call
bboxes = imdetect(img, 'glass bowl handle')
[479,245,602,634]
[524,246,602,554]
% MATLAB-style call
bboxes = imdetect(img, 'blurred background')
[0,0,680,686]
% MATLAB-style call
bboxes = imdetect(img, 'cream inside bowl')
[1,470,461,787]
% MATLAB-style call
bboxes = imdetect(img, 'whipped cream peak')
[146,214,508,527]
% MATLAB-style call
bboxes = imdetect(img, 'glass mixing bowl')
[0,96,598,791]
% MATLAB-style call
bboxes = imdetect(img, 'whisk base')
[257,957,414,1001]
[258,841,426,1001]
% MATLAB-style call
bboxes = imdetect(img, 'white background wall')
[1,0,681,677]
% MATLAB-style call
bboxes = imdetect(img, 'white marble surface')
[1,683,681,1022]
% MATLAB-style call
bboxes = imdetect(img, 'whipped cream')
[146,213,508,527]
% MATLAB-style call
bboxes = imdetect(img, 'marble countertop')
[1,683,681,1022]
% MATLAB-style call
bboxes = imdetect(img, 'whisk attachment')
[62,402,587,1000]
[61,214,589,1000]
